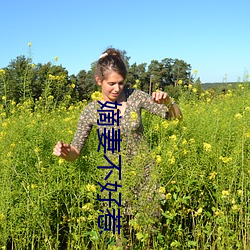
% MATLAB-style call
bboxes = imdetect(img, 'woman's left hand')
[152,91,171,104]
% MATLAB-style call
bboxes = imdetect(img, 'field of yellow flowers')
[0,83,249,249]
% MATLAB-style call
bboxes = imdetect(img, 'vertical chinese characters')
[96,101,122,234]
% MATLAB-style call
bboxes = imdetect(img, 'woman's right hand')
[53,141,71,158]
[53,141,80,161]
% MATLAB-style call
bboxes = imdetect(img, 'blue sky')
[1,0,249,83]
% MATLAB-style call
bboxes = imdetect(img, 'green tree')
[4,55,33,102]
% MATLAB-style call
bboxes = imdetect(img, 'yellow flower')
[34,147,41,153]
[222,190,230,197]
[54,56,58,62]
[219,156,232,164]
[155,155,162,164]
[0,69,6,75]
[31,184,37,189]
[133,84,138,89]
[159,186,166,194]
[86,184,97,193]
[162,120,168,129]
[2,122,7,128]
[237,189,243,196]
[81,203,93,212]
[203,142,212,152]
[130,171,136,176]
[232,204,239,211]
[214,209,223,216]
[168,156,175,165]
[0,213,5,221]
[2,96,6,100]
[71,83,75,89]
[195,207,203,216]
[91,91,103,101]
[189,138,195,144]
[135,79,140,83]
[234,113,242,120]
[178,79,183,85]
[171,119,179,126]
[192,88,197,93]
[58,158,65,165]
[153,123,158,131]
[48,74,55,80]
[245,132,250,138]
[193,69,198,74]
[10,100,16,105]
[188,84,193,89]
[245,106,250,112]
[208,171,217,180]
[48,95,54,100]
[130,111,138,121]
[165,193,172,199]
[28,42,32,47]
[169,134,177,141]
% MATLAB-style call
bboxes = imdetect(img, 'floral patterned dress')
[71,88,169,154]
[71,88,170,219]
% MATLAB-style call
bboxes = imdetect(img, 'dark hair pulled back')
[95,48,127,81]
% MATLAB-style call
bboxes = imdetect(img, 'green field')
[0,83,249,249]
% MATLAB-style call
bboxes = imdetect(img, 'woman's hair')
[95,48,127,81]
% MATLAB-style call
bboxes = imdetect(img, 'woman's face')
[96,71,125,102]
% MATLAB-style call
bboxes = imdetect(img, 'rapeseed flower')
[168,156,175,165]
[0,69,5,75]
[178,79,183,85]
[219,156,232,164]
[194,207,203,216]
[203,142,212,152]
[54,56,58,62]
[155,155,162,164]
[162,120,168,128]
[158,186,166,194]
[182,138,187,145]
[81,203,93,212]
[86,184,97,193]
[222,190,230,197]
[130,111,138,121]
[234,113,242,120]
[91,91,103,101]
[28,42,32,47]
[169,134,177,141]
[0,214,5,221]
[208,171,217,180]
[232,204,239,211]
[237,189,243,196]
[154,123,159,131]
[165,193,172,199]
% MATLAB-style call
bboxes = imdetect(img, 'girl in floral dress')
[53,47,182,243]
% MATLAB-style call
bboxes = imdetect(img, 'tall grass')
[0,83,249,249]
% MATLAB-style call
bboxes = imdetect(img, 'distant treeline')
[0,53,246,105]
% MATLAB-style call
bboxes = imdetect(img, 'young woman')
[53,48,182,242]
[53,48,182,160]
